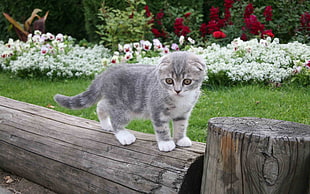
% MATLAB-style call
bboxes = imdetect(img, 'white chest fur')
[169,89,200,118]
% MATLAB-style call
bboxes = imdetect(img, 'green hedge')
[0,0,308,43]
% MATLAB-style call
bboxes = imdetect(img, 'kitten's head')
[157,51,206,96]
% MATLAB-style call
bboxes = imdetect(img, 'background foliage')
[0,0,309,43]
[0,0,86,41]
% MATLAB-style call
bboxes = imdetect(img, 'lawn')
[0,72,309,142]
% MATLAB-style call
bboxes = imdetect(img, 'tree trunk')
[201,117,310,194]
[0,96,205,194]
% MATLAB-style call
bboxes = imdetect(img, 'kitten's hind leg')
[109,110,136,145]
[97,100,113,131]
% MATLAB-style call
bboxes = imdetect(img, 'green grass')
[0,72,309,142]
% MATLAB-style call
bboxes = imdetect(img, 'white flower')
[101,58,109,67]
[34,30,42,35]
[118,44,123,52]
[55,33,64,42]
[171,43,179,50]
[179,35,184,45]
[46,32,55,40]
[162,47,170,54]
[40,46,49,55]
[133,42,140,50]
[141,40,152,51]
[27,34,33,42]
[124,52,133,60]
[111,55,119,64]
[32,35,41,43]
[188,37,195,44]
[123,44,132,53]
[153,39,162,51]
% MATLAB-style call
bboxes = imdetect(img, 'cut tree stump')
[201,117,310,194]
[0,96,205,194]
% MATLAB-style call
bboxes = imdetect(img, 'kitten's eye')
[183,79,192,85]
[165,78,174,85]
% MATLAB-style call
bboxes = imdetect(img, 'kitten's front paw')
[176,137,192,147]
[115,130,136,145]
[158,140,176,152]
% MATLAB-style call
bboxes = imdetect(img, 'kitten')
[54,51,206,152]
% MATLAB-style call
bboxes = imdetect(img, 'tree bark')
[0,96,205,194]
[201,117,310,194]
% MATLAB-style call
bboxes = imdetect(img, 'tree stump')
[201,117,310,194]
[0,96,205,194]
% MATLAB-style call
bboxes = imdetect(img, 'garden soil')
[0,169,56,194]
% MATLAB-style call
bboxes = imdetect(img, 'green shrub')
[97,0,153,50]
[82,0,102,42]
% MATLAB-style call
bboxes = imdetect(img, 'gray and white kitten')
[54,51,206,152]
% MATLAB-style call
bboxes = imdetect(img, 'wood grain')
[201,117,310,194]
[0,96,205,194]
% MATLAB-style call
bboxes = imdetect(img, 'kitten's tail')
[54,83,102,110]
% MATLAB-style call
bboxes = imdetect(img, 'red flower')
[200,23,208,37]
[240,33,248,41]
[244,15,265,35]
[305,60,310,69]
[244,3,254,18]
[263,6,272,21]
[212,31,227,39]
[300,12,310,31]
[224,0,234,22]
[174,18,184,26]
[184,12,192,18]
[156,11,164,20]
[144,5,151,17]
[151,28,167,38]
[262,30,274,38]
[129,12,134,19]
[209,6,220,21]
[173,18,191,37]
[224,0,234,9]
[206,20,221,34]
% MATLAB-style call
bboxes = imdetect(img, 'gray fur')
[54,51,206,152]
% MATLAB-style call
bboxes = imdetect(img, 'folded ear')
[190,57,206,71]
[157,55,171,71]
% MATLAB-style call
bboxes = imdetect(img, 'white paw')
[115,130,136,145]
[176,137,192,147]
[158,140,176,152]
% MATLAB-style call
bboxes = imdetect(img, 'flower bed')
[1,32,309,84]
[111,37,310,83]
[0,31,110,79]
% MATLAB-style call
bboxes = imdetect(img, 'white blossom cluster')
[0,31,110,78]
[1,34,309,82]
[187,38,310,82]
[127,37,309,83]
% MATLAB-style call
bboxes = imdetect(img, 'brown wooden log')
[0,96,205,194]
[201,117,310,194]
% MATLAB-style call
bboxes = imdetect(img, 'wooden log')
[0,96,205,194]
[201,117,310,194]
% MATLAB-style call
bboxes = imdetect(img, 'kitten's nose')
[175,90,181,94]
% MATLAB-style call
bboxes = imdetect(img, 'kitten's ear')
[191,57,206,71]
[157,55,171,71]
